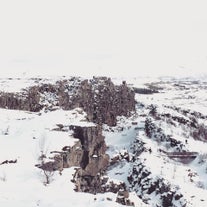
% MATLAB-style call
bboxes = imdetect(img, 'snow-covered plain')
[0,76,207,207]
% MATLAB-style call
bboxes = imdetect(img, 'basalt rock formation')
[69,125,108,173]
[0,77,135,126]
[69,125,109,193]
[35,123,110,193]
[128,160,186,207]
[0,87,42,112]
[0,77,136,198]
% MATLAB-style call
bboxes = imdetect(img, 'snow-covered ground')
[0,107,133,207]
[0,76,207,207]
[104,76,207,207]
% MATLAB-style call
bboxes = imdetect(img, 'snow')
[105,76,207,207]
[0,106,121,207]
[0,167,124,207]
[1,75,207,207]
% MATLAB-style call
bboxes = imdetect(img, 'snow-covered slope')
[0,106,140,207]
[105,76,207,207]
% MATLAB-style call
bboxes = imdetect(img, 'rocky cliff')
[0,77,135,126]
[8,77,135,195]
[70,125,109,193]
[0,86,42,112]
[38,124,109,193]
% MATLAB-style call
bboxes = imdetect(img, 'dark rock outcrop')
[36,124,109,193]
[0,86,42,112]
[35,154,63,172]
[0,77,135,126]
[1,77,136,198]
[57,77,135,126]
[128,160,187,207]
[144,118,187,152]
[69,125,108,175]
[0,159,17,165]
[133,87,159,94]
[70,125,109,193]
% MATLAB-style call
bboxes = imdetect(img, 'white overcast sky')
[0,0,207,77]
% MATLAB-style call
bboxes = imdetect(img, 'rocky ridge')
[0,77,135,126]
[0,77,136,200]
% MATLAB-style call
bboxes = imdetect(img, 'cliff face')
[69,125,109,193]
[38,124,109,193]
[69,125,108,173]
[0,86,42,112]
[71,78,135,126]
[0,77,136,195]
[0,77,135,126]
